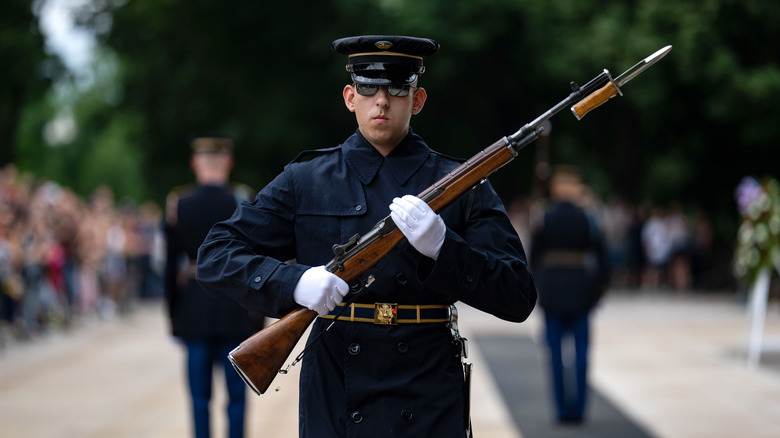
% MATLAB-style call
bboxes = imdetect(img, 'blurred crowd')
[509,189,717,294]
[1,163,723,347]
[0,164,164,345]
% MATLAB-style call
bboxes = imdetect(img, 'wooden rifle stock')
[226,46,671,394]
[228,307,316,395]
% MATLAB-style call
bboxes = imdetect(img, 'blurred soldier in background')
[163,134,264,438]
[530,166,610,425]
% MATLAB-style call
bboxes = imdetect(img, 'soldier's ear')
[411,87,426,115]
[343,84,356,112]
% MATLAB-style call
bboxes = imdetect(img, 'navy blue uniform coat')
[529,201,609,317]
[164,184,264,339]
[197,129,537,437]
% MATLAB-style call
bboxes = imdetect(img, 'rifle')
[228,45,672,395]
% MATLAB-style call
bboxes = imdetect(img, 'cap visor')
[352,72,417,86]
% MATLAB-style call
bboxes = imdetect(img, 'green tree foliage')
[10,0,780,248]
[0,1,62,165]
[79,0,355,201]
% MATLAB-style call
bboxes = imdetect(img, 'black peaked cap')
[331,35,440,85]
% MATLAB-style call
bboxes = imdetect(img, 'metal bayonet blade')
[615,45,672,87]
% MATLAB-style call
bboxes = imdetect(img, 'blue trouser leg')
[219,342,247,438]
[544,314,567,420]
[544,312,590,422]
[572,313,590,419]
[186,340,213,438]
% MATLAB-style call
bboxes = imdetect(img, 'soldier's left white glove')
[389,195,446,260]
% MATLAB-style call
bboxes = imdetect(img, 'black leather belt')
[320,303,451,325]
[540,251,587,266]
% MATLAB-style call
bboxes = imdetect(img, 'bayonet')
[571,45,672,120]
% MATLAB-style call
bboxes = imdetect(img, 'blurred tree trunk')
[0,1,60,166]
[0,89,22,166]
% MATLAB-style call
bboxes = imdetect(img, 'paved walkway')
[0,291,778,437]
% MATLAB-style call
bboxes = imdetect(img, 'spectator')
[641,205,672,289]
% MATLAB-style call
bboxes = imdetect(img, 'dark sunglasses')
[354,83,416,97]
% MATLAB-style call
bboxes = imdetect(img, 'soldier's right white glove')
[389,195,446,260]
[293,266,349,316]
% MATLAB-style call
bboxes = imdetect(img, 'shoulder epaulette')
[290,145,342,163]
[165,184,195,227]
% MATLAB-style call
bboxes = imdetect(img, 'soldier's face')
[343,83,426,155]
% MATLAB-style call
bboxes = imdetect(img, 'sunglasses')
[354,83,416,97]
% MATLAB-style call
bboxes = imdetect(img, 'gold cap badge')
[375,41,393,50]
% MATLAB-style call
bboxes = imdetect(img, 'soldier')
[164,135,264,438]
[197,36,537,437]
[529,166,610,424]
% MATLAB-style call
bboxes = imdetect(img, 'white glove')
[293,266,349,316]
[389,195,446,260]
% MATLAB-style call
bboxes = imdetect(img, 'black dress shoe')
[557,416,584,425]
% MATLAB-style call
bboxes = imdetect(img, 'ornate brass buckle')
[374,303,398,325]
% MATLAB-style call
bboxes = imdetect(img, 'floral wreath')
[733,176,780,285]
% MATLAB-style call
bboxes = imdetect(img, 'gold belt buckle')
[374,303,398,325]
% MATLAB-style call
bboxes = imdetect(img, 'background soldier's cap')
[190,136,234,154]
[331,35,440,86]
